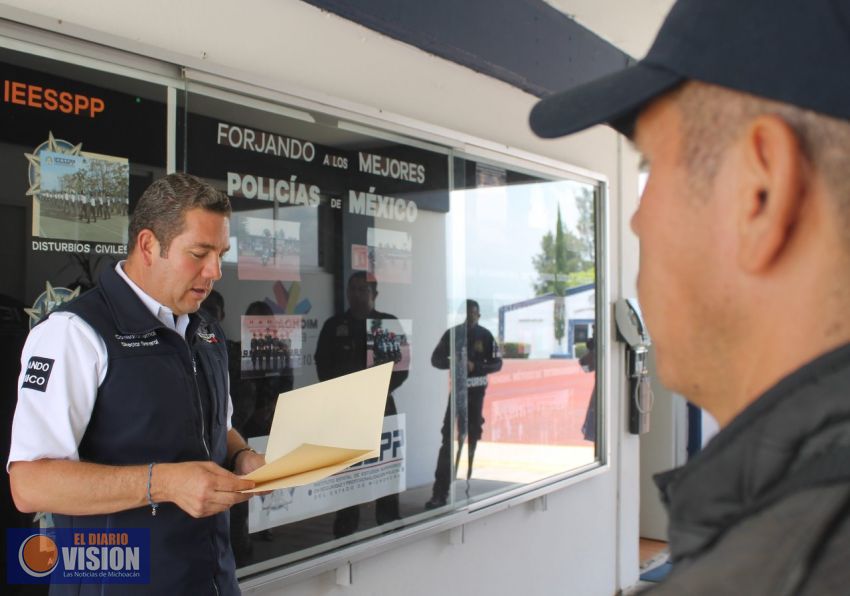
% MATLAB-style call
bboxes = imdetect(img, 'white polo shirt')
[8,262,233,469]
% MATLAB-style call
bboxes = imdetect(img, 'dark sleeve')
[225,339,250,432]
[389,368,408,394]
[314,318,334,382]
[230,377,257,435]
[478,328,503,375]
[430,329,451,370]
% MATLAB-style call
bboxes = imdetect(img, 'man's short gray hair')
[128,173,231,255]
[676,82,850,221]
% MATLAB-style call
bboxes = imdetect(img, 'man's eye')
[191,252,207,259]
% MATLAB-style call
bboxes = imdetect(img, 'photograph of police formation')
[235,217,300,282]
[35,155,130,245]
[244,327,291,376]
[38,189,127,223]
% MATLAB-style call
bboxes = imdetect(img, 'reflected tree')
[531,197,594,296]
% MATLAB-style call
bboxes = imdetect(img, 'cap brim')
[529,62,683,139]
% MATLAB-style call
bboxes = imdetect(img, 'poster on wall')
[0,54,166,311]
[239,314,303,378]
[247,414,406,532]
[365,227,412,285]
[29,136,130,245]
[366,318,411,372]
[237,216,301,281]
[351,243,369,272]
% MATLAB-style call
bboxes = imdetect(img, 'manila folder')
[240,362,393,492]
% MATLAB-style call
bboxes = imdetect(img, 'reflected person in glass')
[425,299,502,509]
[314,271,408,537]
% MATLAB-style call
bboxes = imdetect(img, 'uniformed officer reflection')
[314,272,408,537]
[425,299,502,509]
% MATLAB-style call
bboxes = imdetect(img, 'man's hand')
[151,461,255,518]
[233,450,266,476]
[233,451,273,496]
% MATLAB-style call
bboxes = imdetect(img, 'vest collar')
[97,264,201,337]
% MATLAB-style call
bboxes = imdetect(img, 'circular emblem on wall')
[25,281,81,329]
[24,132,80,199]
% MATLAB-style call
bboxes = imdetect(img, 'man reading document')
[8,173,264,595]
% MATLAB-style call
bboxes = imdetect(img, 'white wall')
[0,1,643,593]
[546,0,674,58]
[638,351,687,541]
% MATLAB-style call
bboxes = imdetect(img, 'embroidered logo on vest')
[114,331,159,348]
[197,330,219,344]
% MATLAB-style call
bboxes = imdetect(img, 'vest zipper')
[168,327,211,459]
[191,354,212,459]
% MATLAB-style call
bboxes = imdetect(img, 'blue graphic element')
[293,299,312,315]
[7,528,150,585]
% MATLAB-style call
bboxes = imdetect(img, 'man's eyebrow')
[189,242,227,251]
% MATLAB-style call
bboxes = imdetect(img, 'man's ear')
[135,229,160,267]
[737,114,807,273]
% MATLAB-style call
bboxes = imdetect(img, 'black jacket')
[314,309,408,395]
[648,343,850,595]
[431,323,502,388]
[51,265,238,596]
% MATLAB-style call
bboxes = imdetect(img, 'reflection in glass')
[425,299,503,510]
[181,82,599,574]
[0,43,604,585]
[448,161,598,504]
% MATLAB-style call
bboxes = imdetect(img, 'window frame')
[0,29,613,590]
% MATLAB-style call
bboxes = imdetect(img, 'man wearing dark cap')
[530,0,850,593]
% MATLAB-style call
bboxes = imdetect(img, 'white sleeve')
[8,312,107,469]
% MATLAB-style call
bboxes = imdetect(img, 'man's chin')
[178,298,203,316]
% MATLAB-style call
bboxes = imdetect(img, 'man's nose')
[630,207,640,237]
[203,254,223,281]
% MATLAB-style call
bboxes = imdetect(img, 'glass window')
[181,82,601,575]
[0,40,602,583]
[181,85,454,570]
[449,158,599,506]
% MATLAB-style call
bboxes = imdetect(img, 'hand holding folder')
[240,362,393,492]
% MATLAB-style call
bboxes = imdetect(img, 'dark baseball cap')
[530,0,850,138]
